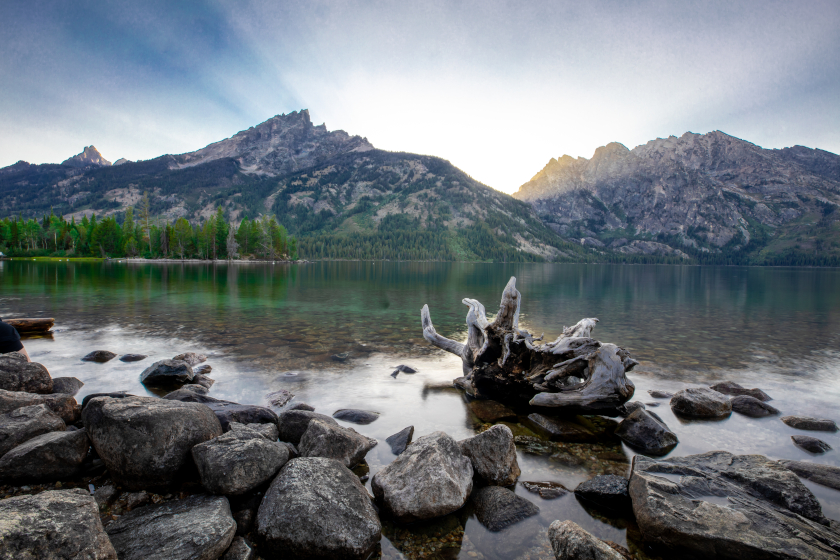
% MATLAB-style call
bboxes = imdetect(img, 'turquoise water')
[2,260,839,559]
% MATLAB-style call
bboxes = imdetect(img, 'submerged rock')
[780,460,840,491]
[106,494,236,560]
[648,390,674,399]
[277,409,337,444]
[194,364,212,375]
[782,415,838,432]
[331,352,351,362]
[82,350,117,363]
[385,425,414,455]
[525,413,597,442]
[0,388,78,423]
[0,488,117,559]
[614,408,678,456]
[471,485,539,531]
[0,428,89,482]
[730,395,779,417]
[792,435,832,454]
[332,408,380,424]
[51,376,84,396]
[139,359,194,387]
[710,381,771,402]
[459,424,521,486]
[548,520,624,560]
[298,419,376,468]
[0,404,65,457]
[670,388,732,418]
[119,354,147,362]
[0,353,52,393]
[468,399,517,422]
[266,389,293,408]
[256,457,381,560]
[172,352,207,366]
[574,474,630,513]
[520,480,569,499]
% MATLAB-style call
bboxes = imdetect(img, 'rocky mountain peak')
[62,146,111,168]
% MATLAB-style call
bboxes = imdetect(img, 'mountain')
[61,146,111,168]
[513,131,840,265]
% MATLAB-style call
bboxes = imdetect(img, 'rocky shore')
[1,346,840,559]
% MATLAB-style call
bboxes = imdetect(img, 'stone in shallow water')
[470,485,539,532]
[525,413,597,443]
[648,390,674,399]
[277,410,337,444]
[119,354,147,362]
[548,520,625,560]
[710,381,771,402]
[792,435,832,454]
[193,364,212,374]
[520,480,569,499]
[616,401,645,417]
[82,350,117,363]
[172,352,207,366]
[731,395,779,417]
[614,408,678,456]
[467,399,517,422]
[385,425,414,454]
[288,402,315,411]
[139,359,194,387]
[51,376,84,396]
[670,388,732,418]
[266,389,293,407]
[459,424,520,486]
[779,460,840,491]
[782,415,838,432]
[332,408,380,424]
[574,474,630,513]
[298,419,376,468]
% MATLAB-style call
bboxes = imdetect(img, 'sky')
[1,1,838,194]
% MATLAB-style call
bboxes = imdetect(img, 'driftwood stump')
[421,277,636,413]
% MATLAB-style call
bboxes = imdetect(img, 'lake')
[2,260,839,559]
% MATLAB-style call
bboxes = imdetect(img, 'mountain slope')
[514,131,840,264]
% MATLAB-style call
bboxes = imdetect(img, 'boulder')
[520,480,569,499]
[0,353,52,393]
[670,388,732,418]
[614,408,678,456]
[0,428,89,482]
[229,421,279,441]
[81,391,132,409]
[139,359,194,387]
[0,404,65,457]
[266,389,293,407]
[779,460,840,491]
[221,537,256,560]
[82,350,117,363]
[730,395,779,418]
[710,381,771,402]
[467,399,517,422]
[119,354,147,362]
[792,435,832,454]
[385,425,414,455]
[106,494,236,560]
[277,409,338,444]
[471,486,539,531]
[172,352,207,366]
[192,374,215,389]
[192,426,291,495]
[51,376,84,396]
[163,391,279,431]
[648,390,674,399]
[459,424,521,486]
[0,488,117,559]
[298,419,376,468]
[0,388,78,423]
[256,457,381,560]
[194,364,212,375]
[82,396,223,489]
[616,401,645,417]
[332,408,380,424]
[525,413,597,442]
[629,451,839,559]
[574,474,630,513]
[288,402,315,411]
[781,415,838,432]
[548,520,624,560]
[372,431,473,523]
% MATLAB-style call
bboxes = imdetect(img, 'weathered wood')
[5,318,55,333]
[420,277,636,412]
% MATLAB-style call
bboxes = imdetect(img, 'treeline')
[0,193,297,260]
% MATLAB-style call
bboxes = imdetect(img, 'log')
[420,277,636,412]
[5,318,55,334]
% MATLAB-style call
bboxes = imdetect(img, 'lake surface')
[2,260,840,559]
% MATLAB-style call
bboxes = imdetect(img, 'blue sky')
[1,0,838,193]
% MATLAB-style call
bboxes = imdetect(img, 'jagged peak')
[62,146,111,168]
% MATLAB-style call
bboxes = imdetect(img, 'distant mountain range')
[2,112,838,264]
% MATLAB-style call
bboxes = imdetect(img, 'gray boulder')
[648,390,674,399]
[256,457,381,560]
[192,374,215,389]
[782,415,838,432]
[629,451,839,559]
[670,388,732,418]
[192,426,291,495]
[119,354,147,362]
[386,425,414,454]
[106,494,236,560]
[471,485,539,531]
[173,352,207,366]
[163,391,279,431]
[0,488,117,559]
[82,350,117,363]
[0,353,52,393]
[525,413,597,442]
[616,401,645,417]
[0,388,78,423]
[372,431,473,523]
[780,460,840,491]
[288,402,315,411]
[574,474,630,513]
[298,419,376,468]
[140,359,194,386]
[0,428,89,482]
[221,537,255,560]
[710,381,771,402]
[792,435,832,454]
[459,424,521,486]
[614,408,678,456]
[0,404,65,457]
[730,395,779,417]
[229,421,279,441]
[51,376,84,396]
[332,408,380,424]
[277,409,338,444]
[548,520,624,560]
[82,396,223,489]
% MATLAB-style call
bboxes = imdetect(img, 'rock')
[180,383,210,395]
[710,381,771,402]
[548,520,624,560]
[648,390,674,399]
[139,359,194,386]
[221,536,255,560]
[277,409,338,444]
[372,431,473,523]
[0,388,78,424]
[0,428,88,482]
[233,509,255,536]
[781,415,838,432]
[256,457,381,560]
[51,376,84,396]
[574,474,630,513]
[172,352,207,366]
[644,401,660,407]
[106,494,236,560]
[163,391,279,431]
[331,352,351,362]
[119,354,147,362]
[288,402,315,411]
[629,451,839,559]
[81,391,132,409]
[298,419,376,468]
[616,401,645,417]
[670,388,732,418]
[467,399,517,422]
[520,481,569,499]
[0,488,117,559]
[94,484,119,508]
[525,413,597,442]
[125,491,150,511]
[82,396,223,489]
[192,426,291,495]
[393,364,417,373]
[730,395,779,417]
[332,408,380,424]
[470,485,539,531]
[82,350,117,363]
[194,364,212,375]
[266,389,293,407]
[614,408,678,456]
[0,353,52,393]
[779,460,840,491]
[792,435,832,454]
[385,425,414,454]
[459,424,521,486]
[192,374,215,388]
[0,404,65,457]
[230,421,279,441]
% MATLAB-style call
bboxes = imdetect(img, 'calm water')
[2,260,840,559]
